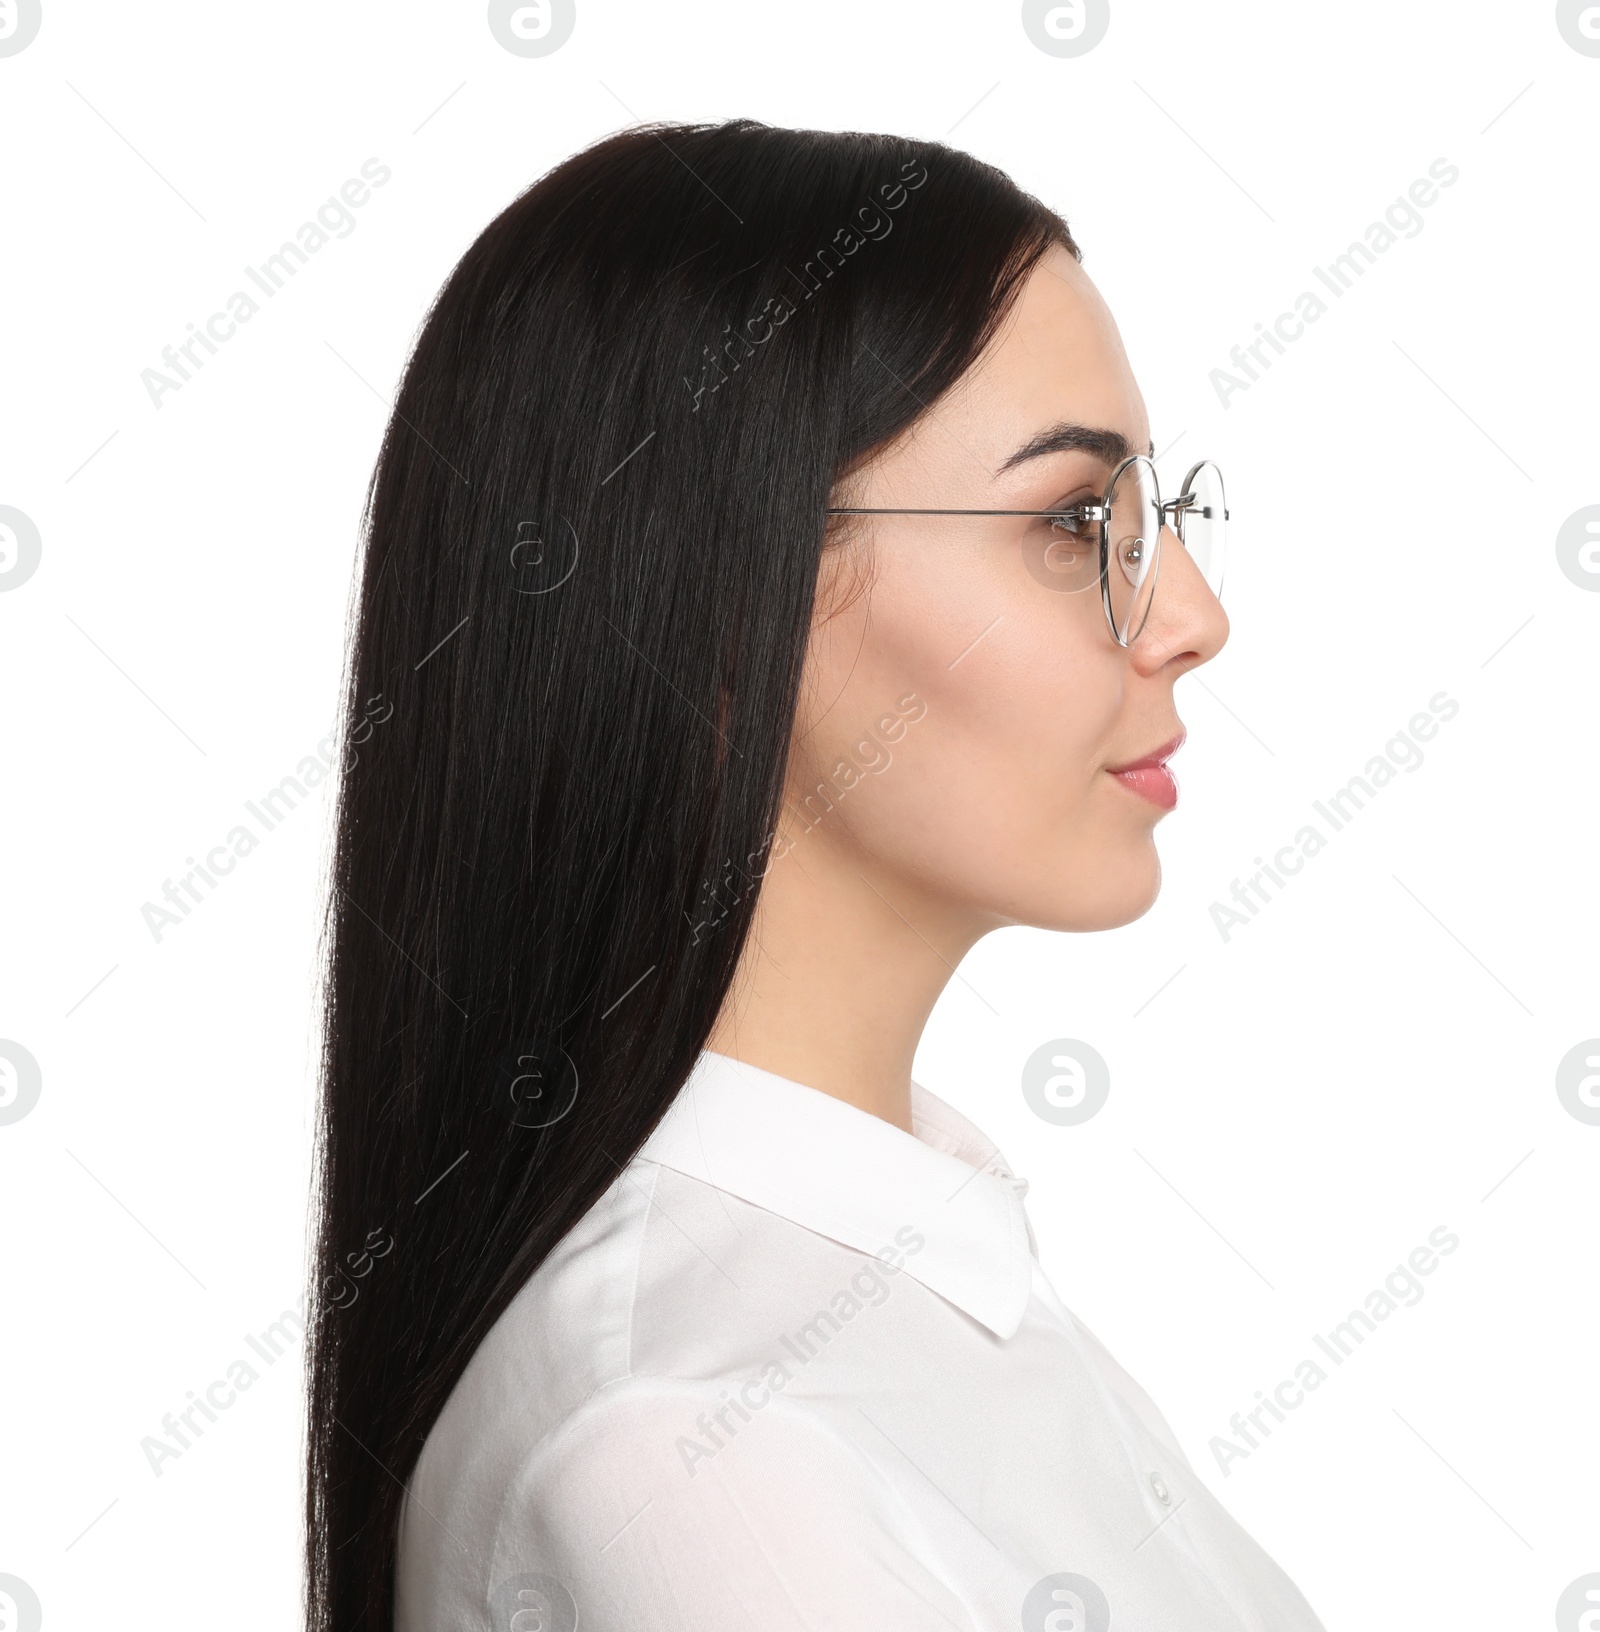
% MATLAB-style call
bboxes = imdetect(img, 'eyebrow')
[996,422,1154,475]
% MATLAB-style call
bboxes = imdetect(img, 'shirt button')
[1149,1472,1172,1506]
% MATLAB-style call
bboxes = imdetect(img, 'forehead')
[890,245,1150,484]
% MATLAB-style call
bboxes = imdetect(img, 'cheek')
[866,630,1122,846]
[792,567,1128,880]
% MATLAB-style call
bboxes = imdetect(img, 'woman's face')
[785,244,1229,935]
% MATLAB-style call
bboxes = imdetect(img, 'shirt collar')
[635,1050,1035,1339]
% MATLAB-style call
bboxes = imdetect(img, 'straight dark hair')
[305,118,1075,1631]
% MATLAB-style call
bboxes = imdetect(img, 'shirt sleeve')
[485,1378,978,1632]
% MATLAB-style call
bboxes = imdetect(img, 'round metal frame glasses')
[826,456,1227,648]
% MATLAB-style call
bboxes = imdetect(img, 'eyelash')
[1043,492,1097,537]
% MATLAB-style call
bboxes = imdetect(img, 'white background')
[2,2,1597,1628]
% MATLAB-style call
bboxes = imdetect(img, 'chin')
[1018,845,1163,933]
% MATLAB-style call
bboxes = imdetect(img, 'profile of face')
[782,245,1229,936]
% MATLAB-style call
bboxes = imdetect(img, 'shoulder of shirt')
[479,1374,979,1629]
[412,1151,887,1509]
[406,1169,978,1627]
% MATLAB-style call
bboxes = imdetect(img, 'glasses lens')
[1104,457,1161,644]
[1177,460,1226,598]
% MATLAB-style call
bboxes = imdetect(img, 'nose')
[1127,522,1229,676]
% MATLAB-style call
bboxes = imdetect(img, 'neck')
[704,817,990,1132]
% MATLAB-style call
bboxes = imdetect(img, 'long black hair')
[305,118,1075,1631]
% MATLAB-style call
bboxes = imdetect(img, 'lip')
[1105,732,1186,775]
[1105,731,1185,811]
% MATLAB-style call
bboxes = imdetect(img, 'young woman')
[306,120,1323,1631]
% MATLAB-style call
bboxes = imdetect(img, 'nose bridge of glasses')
[1158,467,1229,539]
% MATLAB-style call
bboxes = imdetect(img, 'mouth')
[1105,731,1186,812]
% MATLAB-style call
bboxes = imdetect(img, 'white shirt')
[396,1051,1325,1631]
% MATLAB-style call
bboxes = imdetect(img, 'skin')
[706,245,1228,1131]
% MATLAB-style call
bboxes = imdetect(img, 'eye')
[1046,494,1097,541]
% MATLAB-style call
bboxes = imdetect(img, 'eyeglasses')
[826,456,1227,647]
